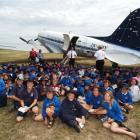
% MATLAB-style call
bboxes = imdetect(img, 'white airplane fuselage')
[37,31,140,65]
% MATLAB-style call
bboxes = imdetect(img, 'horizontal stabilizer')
[105,50,140,65]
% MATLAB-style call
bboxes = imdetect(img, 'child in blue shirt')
[86,86,106,116]
[102,91,139,140]
[0,72,7,107]
[116,84,133,113]
[35,87,61,128]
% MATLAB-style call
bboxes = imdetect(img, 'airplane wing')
[105,50,140,65]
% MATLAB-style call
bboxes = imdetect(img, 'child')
[35,87,61,128]
[116,84,133,113]
[84,86,106,116]
[130,78,140,102]
[103,91,139,140]
[60,90,86,133]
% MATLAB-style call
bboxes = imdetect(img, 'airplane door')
[69,36,79,50]
[70,36,79,48]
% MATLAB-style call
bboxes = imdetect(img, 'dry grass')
[0,49,140,140]
[0,102,140,140]
[1,49,140,68]
[0,49,63,64]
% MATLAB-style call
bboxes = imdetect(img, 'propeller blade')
[19,37,28,44]
[34,38,38,41]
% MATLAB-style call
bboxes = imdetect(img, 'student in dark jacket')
[7,76,24,110]
[60,90,86,133]
[16,80,39,122]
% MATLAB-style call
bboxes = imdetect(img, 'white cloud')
[0,0,140,49]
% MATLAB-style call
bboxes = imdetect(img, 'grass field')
[0,49,113,66]
[0,102,140,140]
[0,49,140,140]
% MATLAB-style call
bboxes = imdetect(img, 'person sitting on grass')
[16,80,39,122]
[81,86,106,117]
[60,90,86,133]
[34,87,61,128]
[115,84,133,114]
[36,77,47,101]
[129,78,140,102]
[102,91,140,140]
[80,82,92,100]
[0,71,7,107]
[101,80,114,96]
[7,75,25,111]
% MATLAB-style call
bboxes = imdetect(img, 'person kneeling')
[60,90,86,133]
[35,87,61,128]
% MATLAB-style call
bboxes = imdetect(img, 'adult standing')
[94,46,105,75]
[29,48,37,63]
[67,47,77,69]
[37,49,44,64]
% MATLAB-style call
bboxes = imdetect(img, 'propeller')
[34,38,38,41]
[19,37,38,44]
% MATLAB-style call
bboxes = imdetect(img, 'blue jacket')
[115,91,133,105]
[122,73,132,82]
[84,79,93,85]
[42,96,61,119]
[60,76,74,88]
[0,78,6,95]
[101,87,114,96]
[103,100,124,122]
[80,89,92,102]
[86,94,103,109]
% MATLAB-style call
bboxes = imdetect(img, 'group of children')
[0,62,140,139]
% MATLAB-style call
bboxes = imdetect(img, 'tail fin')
[93,8,140,51]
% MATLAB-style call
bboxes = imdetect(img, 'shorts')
[114,121,125,127]
[17,104,38,117]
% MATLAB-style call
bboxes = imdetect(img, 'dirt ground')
[0,102,140,140]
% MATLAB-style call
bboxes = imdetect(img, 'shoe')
[73,124,80,133]
[47,119,54,129]
[135,135,140,140]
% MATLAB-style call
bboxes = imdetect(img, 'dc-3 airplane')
[2,8,140,65]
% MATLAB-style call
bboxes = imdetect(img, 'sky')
[0,0,140,51]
